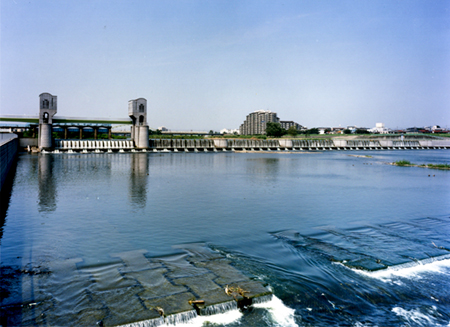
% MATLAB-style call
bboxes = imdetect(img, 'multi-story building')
[239,110,280,135]
[280,121,302,131]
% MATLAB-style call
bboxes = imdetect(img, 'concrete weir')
[43,137,450,153]
[6,245,272,326]
[113,245,272,327]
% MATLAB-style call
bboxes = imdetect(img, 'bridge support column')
[108,127,111,139]
[94,127,98,140]
[64,127,68,139]
[79,128,83,140]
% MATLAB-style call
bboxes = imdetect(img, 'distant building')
[369,123,391,134]
[280,121,303,131]
[432,125,444,133]
[158,126,168,131]
[406,127,421,133]
[317,127,330,134]
[328,127,344,134]
[239,110,280,135]
[220,128,239,135]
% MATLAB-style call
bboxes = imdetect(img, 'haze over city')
[1,0,449,131]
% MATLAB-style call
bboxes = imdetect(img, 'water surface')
[1,150,450,326]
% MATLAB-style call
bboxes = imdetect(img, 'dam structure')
[43,136,450,153]
[1,93,449,153]
[50,137,450,153]
[128,98,149,149]
[38,93,58,150]
[1,92,138,151]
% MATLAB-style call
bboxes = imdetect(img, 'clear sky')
[1,0,449,131]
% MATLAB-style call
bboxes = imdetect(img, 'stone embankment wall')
[0,134,19,191]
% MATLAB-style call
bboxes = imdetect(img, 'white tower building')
[128,98,149,149]
[38,92,57,149]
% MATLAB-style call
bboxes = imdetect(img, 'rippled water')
[1,150,450,326]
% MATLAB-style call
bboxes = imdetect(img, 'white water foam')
[353,322,379,327]
[199,300,237,316]
[120,295,297,327]
[165,310,198,325]
[392,306,449,327]
[341,254,450,282]
[119,310,242,327]
[160,296,297,327]
[120,317,164,327]
[160,310,242,326]
[253,295,298,327]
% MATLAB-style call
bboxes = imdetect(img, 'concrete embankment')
[0,134,19,191]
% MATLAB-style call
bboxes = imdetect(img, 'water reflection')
[38,154,57,212]
[129,153,149,207]
[245,157,280,184]
[0,160,17,243]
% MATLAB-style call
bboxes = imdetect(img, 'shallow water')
[1,150,450,326]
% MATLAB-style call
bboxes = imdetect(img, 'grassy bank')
[393,160,450,170]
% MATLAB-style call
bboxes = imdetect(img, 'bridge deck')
[0,115,132,125]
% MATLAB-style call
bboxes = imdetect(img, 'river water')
[1,150,450,326]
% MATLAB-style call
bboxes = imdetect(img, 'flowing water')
[1,150,450,326]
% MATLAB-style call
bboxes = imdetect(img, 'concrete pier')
[129,98,149,149]
[38,93,57,150]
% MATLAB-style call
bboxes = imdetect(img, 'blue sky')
[1,0,449,130]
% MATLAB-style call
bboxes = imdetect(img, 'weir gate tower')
[35,93,149,150]
[38,92,58,149]
[128,98,149,149]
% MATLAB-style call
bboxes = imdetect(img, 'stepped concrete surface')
[0,244,272,326]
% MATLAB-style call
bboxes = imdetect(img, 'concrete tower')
[38,93,57,149]
[128,98,149,149]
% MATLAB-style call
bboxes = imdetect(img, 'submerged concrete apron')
[4,244,272,326]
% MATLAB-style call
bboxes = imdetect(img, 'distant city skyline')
[1,1,449,131]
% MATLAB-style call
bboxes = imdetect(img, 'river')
[1,150,449,326]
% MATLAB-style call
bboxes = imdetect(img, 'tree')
[265,122,286,137]
[305,128,319,135]
[343,129,352,134]
[287,126,299,136]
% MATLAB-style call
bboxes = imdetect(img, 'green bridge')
[0,115,132,125]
